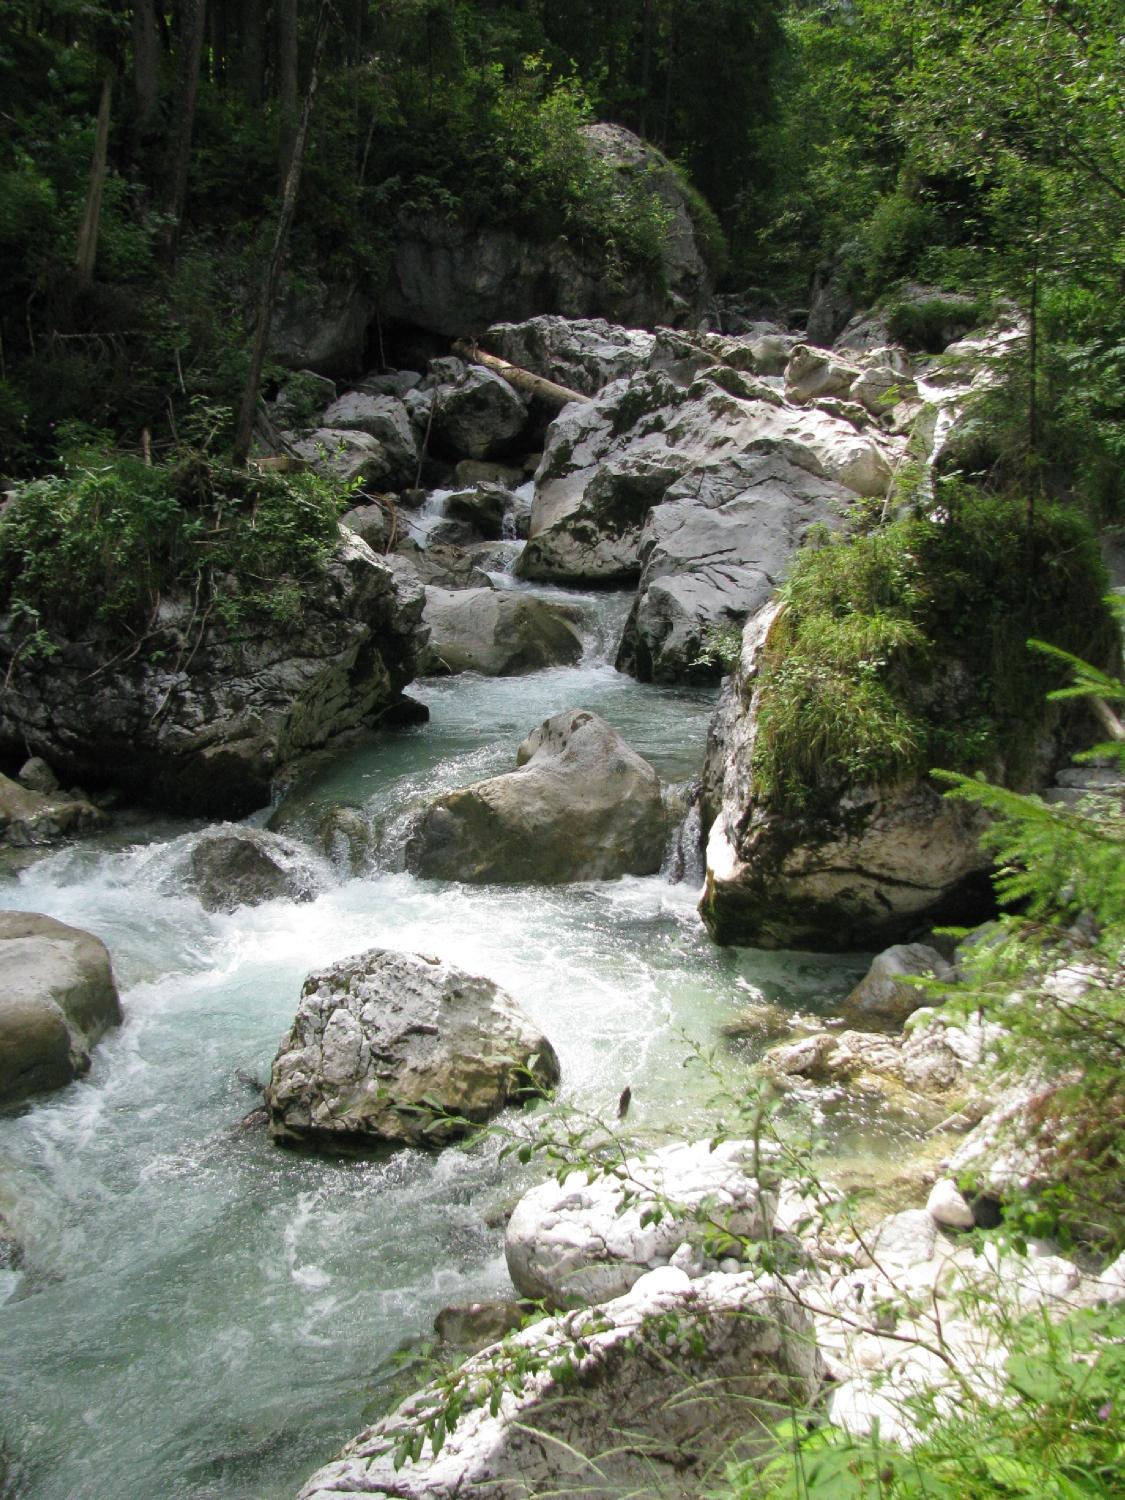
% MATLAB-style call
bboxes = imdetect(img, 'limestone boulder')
[505,1139,777,1308]
[0,911,122,1105]
[340,501,393,552]
[784,345,862,405]
[427,363,529,460]
[389,541,493,591]
[405,709,666,884]
[0,529,428,819]
[422,588,584,676]
[699,601,993,952]
[702,775,993,953]
[484,316,655,395]
[187,827,326,913]
[0,774,106,849]
[267,948,559,1149]
[320,392,417,485]
[295,1268,822,1500]
[442,485,510,540]
[615,456,849,683]
[518,365,894,586]
[291,428,393,487]
[841,944,955,1029]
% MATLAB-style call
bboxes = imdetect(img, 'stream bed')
[0,585,884,1500]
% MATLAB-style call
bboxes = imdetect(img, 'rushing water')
[0,583,883,1500]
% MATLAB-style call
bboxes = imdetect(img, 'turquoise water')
[0,587,870,1500]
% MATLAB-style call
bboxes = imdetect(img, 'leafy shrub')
[748,1301,1125,1500]
[886,295,985,353]
[751,492,1114,811]
[0,453,349,643]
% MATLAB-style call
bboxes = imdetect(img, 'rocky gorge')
[0,302,1120,1500]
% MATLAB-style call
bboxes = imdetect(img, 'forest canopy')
[0,0,1120,506]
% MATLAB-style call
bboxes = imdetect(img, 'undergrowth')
[751,491,1113,813]
[0,447,350,652]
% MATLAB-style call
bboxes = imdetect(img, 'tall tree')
[160,0,207,262]
[277,0,300,185]
[74,74,113,287]
[233,1,331,467]
[132,0,160,127]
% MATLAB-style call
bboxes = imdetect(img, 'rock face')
[405,709,666,884]
[484,316,656,396]
[187,827,325,913]
[517,361,889,600]
[0,911,122,1105]
[615,456,850,682]
[270,279,374,377]
[505,1139,776,1308]
[379,125,710,337]
[0,530,428,819]
[0,773,107,848]
[267,948,559,1150]
[422,588,584,676]
[295,1267,822,1500]
[699,605,993,951]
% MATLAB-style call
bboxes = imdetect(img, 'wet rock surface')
[0,910,122,1105]
[406,708,666,884]
[267,948,559,1150]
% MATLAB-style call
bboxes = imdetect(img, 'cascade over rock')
[186,827,327,913]
[0,530,428,820]
[514,337,903,681]
[0,911,122,1105]
[406,708,666,884]
[266,948,559,1149]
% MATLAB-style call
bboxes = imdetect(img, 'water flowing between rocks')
[0,582,907,1500]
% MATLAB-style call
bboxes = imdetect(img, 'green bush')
[886,295,986,353]
[0,452,349,644]
[751,492,1114,812]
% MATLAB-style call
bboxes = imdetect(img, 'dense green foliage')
[0,0,785,477]
[0,449,349,654]
[755,0,1124,513]
[751,493,1113,812]
[748,1303,1125,1498]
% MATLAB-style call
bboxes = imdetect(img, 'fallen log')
[451,340,586,409]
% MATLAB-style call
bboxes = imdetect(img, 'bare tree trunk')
[241,0,265,106]
[233,1,330,468]
[451,341,586,409]
[132,0,160,126]
[276,0,299,187]
[160,0,206,263]
[75,76,112,288]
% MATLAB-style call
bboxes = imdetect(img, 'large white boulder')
[505,1138,777,1308]
[296,1268,822,1500]
[267,948,559,1150]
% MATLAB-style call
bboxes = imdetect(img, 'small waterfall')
[661,780,705,885]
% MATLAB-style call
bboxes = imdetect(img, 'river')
[0,581,876,1500]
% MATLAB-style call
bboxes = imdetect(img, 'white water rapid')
[1,582,881,1500]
